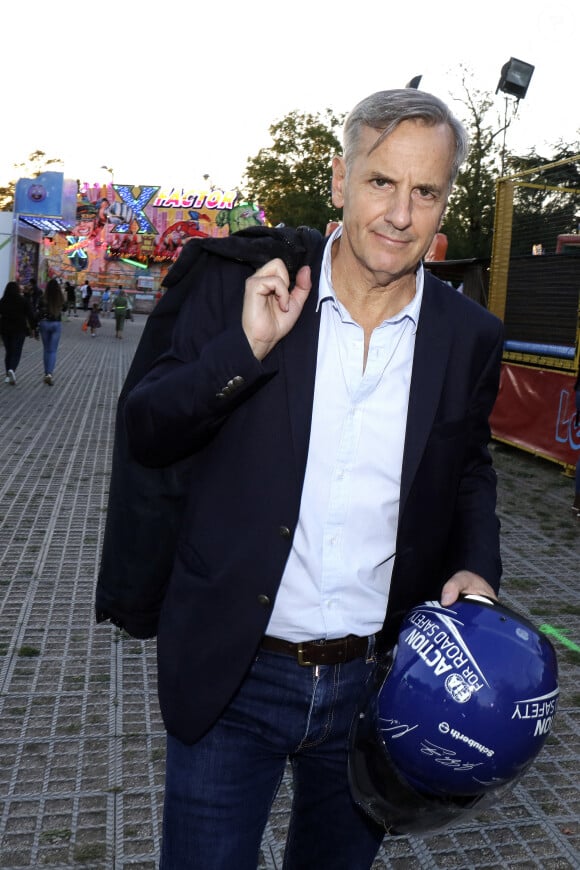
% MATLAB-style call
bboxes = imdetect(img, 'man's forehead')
[362,119,446,155]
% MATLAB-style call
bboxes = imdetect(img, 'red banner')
[490,363,580,467]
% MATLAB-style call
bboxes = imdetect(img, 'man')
[112,287,129,339]
[101,286,111,316]
[124,89,503,869]
[80,279,91,311]
[65,281,78,317]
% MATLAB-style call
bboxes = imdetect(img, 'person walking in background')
[27,279,42,319]
[37,278,65,385]
[0,281,36,385]
[85,302,102,337]
[65,281,77,318]
[112,288,129,339]
[101,286,111,316]
[80,279,92,311]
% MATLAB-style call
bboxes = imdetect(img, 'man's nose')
[384,190,412,230]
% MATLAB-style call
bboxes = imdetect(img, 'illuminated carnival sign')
[46,182,265,270]
[152,187,238,210]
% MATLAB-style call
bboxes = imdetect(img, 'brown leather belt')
[261,634,372,666]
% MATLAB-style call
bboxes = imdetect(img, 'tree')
[242,109,344,233]
[0,182,14,212]
[442,71,506,260]
[442,71,580,261]
[0,150,63,212]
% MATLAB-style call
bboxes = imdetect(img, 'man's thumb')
[293,265,312,295]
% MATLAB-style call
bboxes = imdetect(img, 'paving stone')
[0,314,578,868]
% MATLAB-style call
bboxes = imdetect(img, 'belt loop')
[365,634,376,663]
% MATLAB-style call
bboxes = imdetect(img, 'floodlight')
[496,58,534,100]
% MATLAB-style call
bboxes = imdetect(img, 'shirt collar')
[318,224,423,332]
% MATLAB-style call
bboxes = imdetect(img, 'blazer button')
[257,594,271,607]
[279,525,291,539]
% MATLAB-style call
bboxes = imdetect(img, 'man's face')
[332,120,455,285]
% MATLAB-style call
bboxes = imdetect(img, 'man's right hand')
[242,259,311,361]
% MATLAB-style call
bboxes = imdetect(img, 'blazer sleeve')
[443,320,503,588]
[124,260,269,467]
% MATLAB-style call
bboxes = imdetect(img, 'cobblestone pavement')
[0,313,578,869]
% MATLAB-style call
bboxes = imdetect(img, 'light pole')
[495,58,535,176]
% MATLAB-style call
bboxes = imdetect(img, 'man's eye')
[418,187,436,199]
[372,177,389,188]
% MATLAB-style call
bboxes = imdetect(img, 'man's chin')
[364,257,419,287]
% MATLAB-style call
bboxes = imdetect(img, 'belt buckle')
[297,642,313,667]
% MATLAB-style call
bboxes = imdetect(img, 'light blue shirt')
[267,228,423,642]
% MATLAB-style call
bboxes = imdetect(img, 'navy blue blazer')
[125,238,504,744]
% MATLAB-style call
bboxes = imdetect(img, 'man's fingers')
[248,259,291,310]
[440,571,498,607]
[248,260,311,314]
[252,258,290,286]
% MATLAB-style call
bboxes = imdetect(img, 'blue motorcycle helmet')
[349,595,559,835]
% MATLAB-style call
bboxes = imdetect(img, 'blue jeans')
[38,320,61,375]
[160,644,384,870]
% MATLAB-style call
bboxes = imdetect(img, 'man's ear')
[331,156,346,209]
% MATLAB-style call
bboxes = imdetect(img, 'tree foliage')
[442,72,506,260]
[242,109,344,233]
[0,151,62,212]
[443,71,580,260]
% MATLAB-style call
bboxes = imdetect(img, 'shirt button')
[279,526,291,539]
[257,594,271,607]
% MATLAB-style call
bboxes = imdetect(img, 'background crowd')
[0,278,134,386]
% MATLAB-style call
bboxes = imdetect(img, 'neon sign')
[65,237,89,253]
[113,185,159,234]
[152,187,237,210]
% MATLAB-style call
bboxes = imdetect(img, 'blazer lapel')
[277,248,325,484]
[399,275,452,516]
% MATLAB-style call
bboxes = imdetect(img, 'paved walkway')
[0,313,578,869]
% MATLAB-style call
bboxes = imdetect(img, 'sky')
[2,0,578,193]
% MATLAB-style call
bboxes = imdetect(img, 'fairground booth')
[9,171,264,312]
